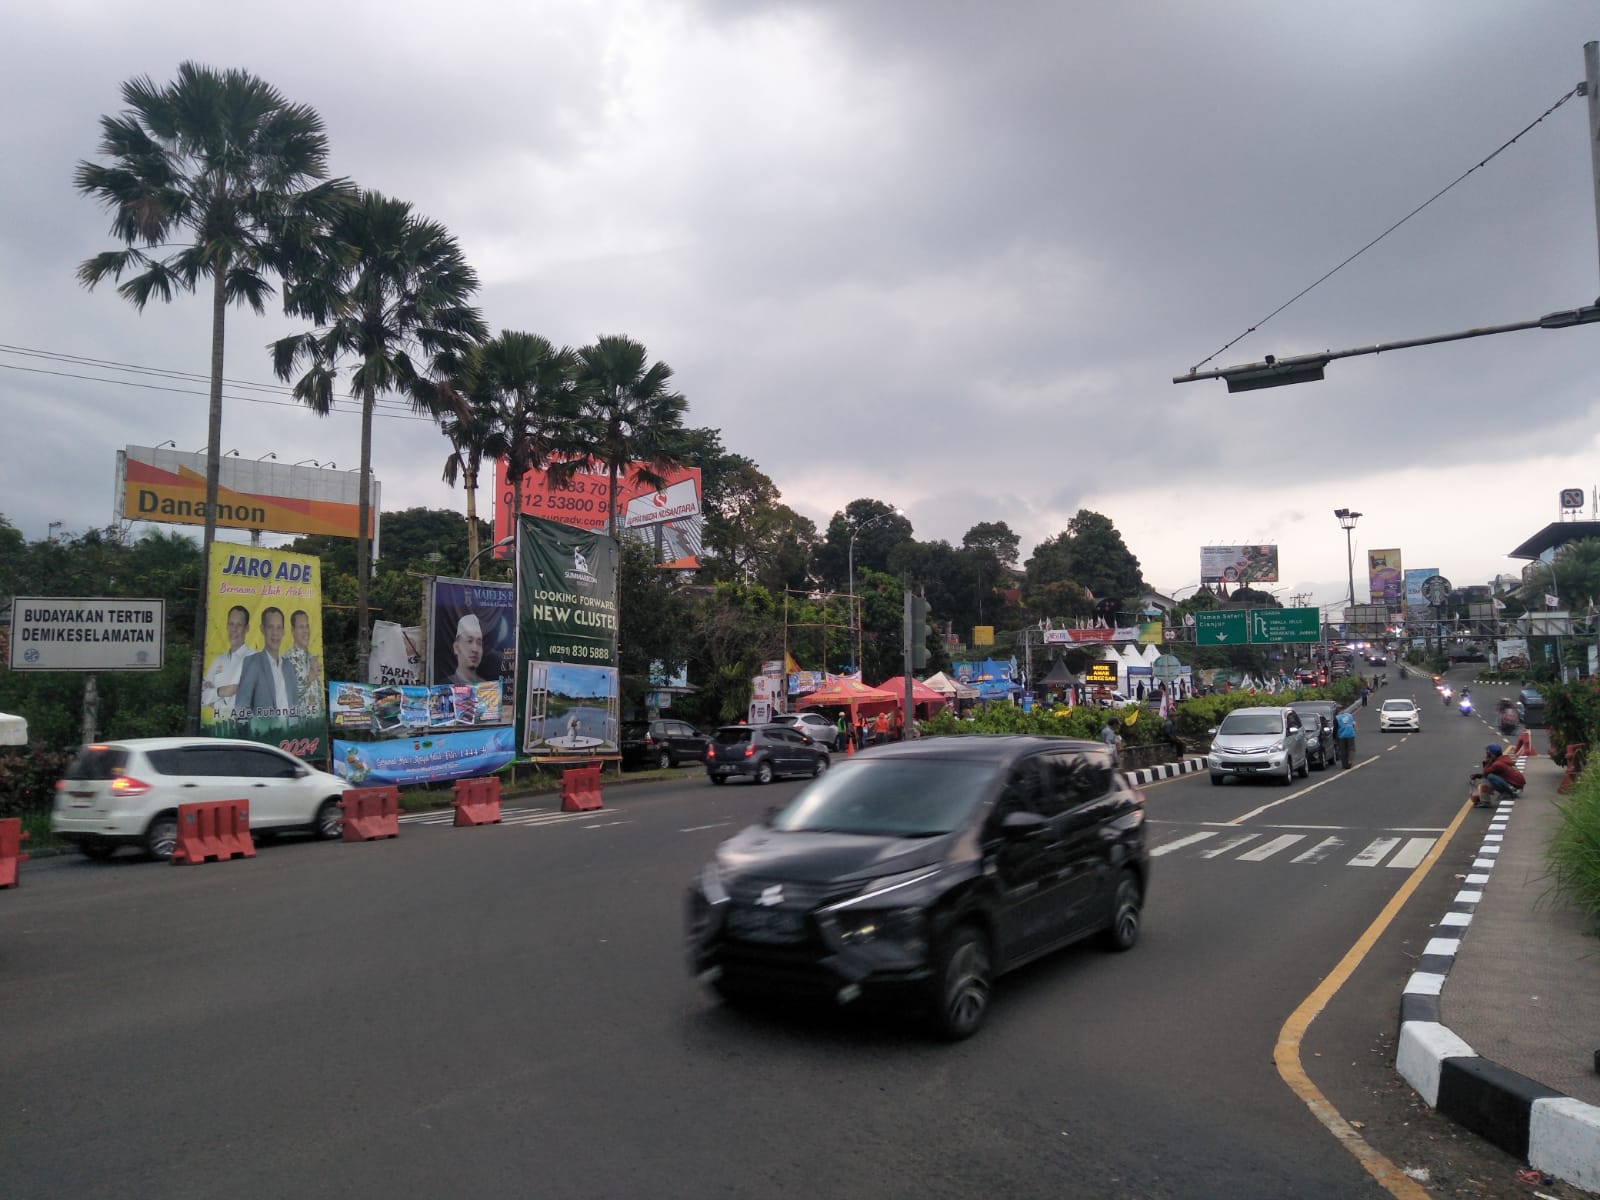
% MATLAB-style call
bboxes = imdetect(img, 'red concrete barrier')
[453,776,503,826]
[0,818,29,889]
[1557,744,1587,796]
[171,799,255,865]
[341,786,400,841]
[560,764,604,812]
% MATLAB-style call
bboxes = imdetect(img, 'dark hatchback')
[686,735,1148,1038]
[705,724,830,785]
[1286,700,1338,770]
[621,719,709,770]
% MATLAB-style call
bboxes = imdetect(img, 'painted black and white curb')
[1122,756,1208,787]
[1395,782,1600,1192]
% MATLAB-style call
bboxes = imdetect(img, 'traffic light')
[910,595,931,669]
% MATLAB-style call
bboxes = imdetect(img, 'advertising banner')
[1403,568,1439,613]
[493,460,703,569]
[426,577,515,723]
[8,597,164,671]
[202,544,326,760]
[516,515,620,759]
[369,622,422,687]
[1368,549,1403,607]
[1493,638,1530,672]
[328,681,502,734]
[118,446,377,540]
[1200,544,1279,585]
[332,727,516,788]
[1083,661,1119,685]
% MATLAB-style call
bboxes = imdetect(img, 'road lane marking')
[1225,756,1380,825]
[1291,837,1345,865]
[1237,834,1307,862]
[679,822,731,833]
[1149,831,1218,857]
[1199,833,1260,858]
[1273,796,1475,1200]
[1348,837,1401,868]
[1387,838,1436,869]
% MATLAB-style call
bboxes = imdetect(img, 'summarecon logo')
[564,548,597,586]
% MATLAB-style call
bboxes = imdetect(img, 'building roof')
[1507,520,1600,561]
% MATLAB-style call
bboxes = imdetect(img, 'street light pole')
[1334,508,1361,637]
[847,508,900,676]
[465,534,515,579]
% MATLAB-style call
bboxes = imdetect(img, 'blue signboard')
[331,726,515,788]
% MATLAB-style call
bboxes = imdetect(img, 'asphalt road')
[1,671,1558,1199]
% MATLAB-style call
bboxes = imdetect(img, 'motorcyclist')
[1441,683,1453,706]
[1470,743,1525,808]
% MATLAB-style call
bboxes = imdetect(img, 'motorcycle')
[1459,695,1473,716]
[1441,686,1453,706]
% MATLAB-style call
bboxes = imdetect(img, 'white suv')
[1208,706,1310,785]
[1378,698,1421,731]
[52,737,348,861]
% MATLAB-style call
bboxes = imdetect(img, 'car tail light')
[707,746,717,760]
[109,776,152,797]
[744,745,755,758]
[643,735,655,746]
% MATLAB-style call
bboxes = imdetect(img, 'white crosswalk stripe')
[397,806,598,829]
[1151,827,1437,869]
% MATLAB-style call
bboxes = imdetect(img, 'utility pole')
[1586,42,1600,287]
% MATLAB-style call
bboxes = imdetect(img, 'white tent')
[921,671,979,700]
[0,713,27,746]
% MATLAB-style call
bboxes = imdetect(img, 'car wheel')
[1281,760,1294,786]
[813,754,829,777]
[78,838,118,861]
[754,761,774,785]
[1210,772,1224,786]
[709,775,727,786]
[143,811,179,861]
[1101,870,1142,951]
[657,749,673,771]
[314,798,342,841]
[1296,753,1309,779]
[931,925,992,1040]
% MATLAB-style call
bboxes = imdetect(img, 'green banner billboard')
[515,515,620,760]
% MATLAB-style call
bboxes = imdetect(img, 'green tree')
[482,332,585,528]
[273,190,487,679]
[434,358,509,578]
[573,335,690,540]
[1023,510,1144,622]
[1521,539,1600,613]
[75,62,347,728]
[813,499,913,594]
[673,428,816,590]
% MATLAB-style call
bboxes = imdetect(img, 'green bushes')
[0,745,74,818]
[1548,765,1600,936]
[1541,679,1600,766]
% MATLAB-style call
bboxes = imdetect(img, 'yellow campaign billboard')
[203,544,327,760]
[972,625,995,646]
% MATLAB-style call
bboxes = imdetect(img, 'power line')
[1188,83,1586,374]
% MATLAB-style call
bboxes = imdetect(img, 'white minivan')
[52,737,348,860]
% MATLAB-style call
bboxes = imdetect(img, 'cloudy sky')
[3,1,1597,616]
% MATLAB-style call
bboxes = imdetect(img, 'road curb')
[1394,782,1600,1192]
[1122,756,1207,786]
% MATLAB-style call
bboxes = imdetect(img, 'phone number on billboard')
[548,644,612,660]
[526,494,598,513]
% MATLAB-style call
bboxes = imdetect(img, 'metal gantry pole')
[1585,42,1600,290]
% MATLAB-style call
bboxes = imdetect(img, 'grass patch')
[1547,764,1600,937]
[19,810,65,851]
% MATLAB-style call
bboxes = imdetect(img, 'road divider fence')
[453,776,503,826]
[560,764,604,812]
[0,817,28,888]
[341,787,401,841]
[171,800,255,865]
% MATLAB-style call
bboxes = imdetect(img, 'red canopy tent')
[800,677,900,721]
[874,676,948,717]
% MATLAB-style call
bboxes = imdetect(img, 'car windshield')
[771,759,993,837]
[1381,700,1414,712]
[1218,714,1283,736]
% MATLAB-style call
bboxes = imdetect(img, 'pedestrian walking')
[1101,717,1121,767]
[1335,709,1356,768]
[1360,685,1370,707]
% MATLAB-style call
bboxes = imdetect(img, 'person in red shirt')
[1471,744,1524,808]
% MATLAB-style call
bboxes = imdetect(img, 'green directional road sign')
[1248,606,1321,644]
[1194,610,1248,646]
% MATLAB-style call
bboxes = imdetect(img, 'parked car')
[51,737,348,861]
[1207,707,1309,785]
[769,711,843,751]
[1516,687,1546,729]
[620,718,710,769]
[687,735,1148,1039]
[1378,697,1421,732]
[705,724,830,785]
[1286,701,1337,769]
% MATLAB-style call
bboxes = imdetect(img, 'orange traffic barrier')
[1512,728,1535,758]
[560,764,604,812]
[453,775,503,826]
[0,818,29,889]
[1557,744,1587,796]
[171,799,255,865]
[341,786,400,841]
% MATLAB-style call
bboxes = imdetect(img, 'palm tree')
[273,190,487,678]
[435,365,507,579]
[484,332,586,525]
[573,335,689,540]
[75,62,346,729]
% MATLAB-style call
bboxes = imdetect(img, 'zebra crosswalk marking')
[1237,834,1306,862]
[1386,837,1435,869]
[1348,837,1401,867]
[1149,831,1218,857]
[1199,834,1260,858]
[1291,836,1345,865]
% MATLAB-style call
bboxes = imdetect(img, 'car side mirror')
[1207,726,1219,737]
[294,766,311,779]
[1000,811,1048,840]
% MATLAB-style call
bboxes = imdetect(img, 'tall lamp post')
[1334,508,1361,639]
[848,508,901,675]
[465,534,515,579]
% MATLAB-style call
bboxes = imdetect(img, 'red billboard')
[491,459,703,569]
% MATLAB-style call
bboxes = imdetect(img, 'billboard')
[202,545,326,760]
[493,459,703,569]
[118,445,379,541]
[1403,567,1439,613]
[1367,548,1403,607]
[328,680,514,787]
[8,598,164,671]
[426,577,515,723]
[515,515,621,759]
[1200,545,1279,584]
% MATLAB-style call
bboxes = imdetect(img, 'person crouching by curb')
[1471,743,1525,808]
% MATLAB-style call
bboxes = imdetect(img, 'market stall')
[874,675,948,720]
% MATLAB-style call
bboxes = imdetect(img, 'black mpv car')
[705,724,830,785]
[686,735,1148,1038]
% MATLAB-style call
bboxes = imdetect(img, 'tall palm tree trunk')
[187,261,228,732]
[606,445,620,540]
[357,378,374,680]
[464,452,481,579]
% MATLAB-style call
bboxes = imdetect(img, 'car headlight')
[1268,740,1285,753]
[700,860,729,906]
[827,906,926,949]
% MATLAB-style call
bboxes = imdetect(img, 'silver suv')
[770,711,843,751]
[52,737,348,860]
[1208,707,1309,786]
